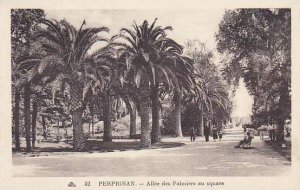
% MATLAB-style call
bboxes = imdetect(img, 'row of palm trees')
[13,17,230,151]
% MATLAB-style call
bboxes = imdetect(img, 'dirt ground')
[12,127,291,177]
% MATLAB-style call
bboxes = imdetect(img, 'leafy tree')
[11,9,45,151]
[216,9,291,141]
[11,9,45,61]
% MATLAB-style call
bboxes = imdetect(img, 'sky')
[45,9,253,118]
[231,80,253,119]
[45,9,224,50]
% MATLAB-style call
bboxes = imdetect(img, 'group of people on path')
[190,125,224,142]
[189,124,254,149]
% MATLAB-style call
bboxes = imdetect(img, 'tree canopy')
[216,9,291,140]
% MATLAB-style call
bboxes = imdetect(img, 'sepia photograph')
[1,0,300,189]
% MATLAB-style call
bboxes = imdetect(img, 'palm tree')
[89,46,126,142]
[182,72,206,136]
[114,19,190,144]
[182,40,231,136]
[181,63,231,136]
[13,57,41,152]
[198,68,230,131]
[12,87,21,150]
[115,81,139,138]
[150,38,193,142]
[31,96,38,148]
[168,57,194,137]
[123,96,137,137]
[112,19,162,147]
[24,83,31,151]
[11,67,25,150]
[12,60,38,152]
[20,19,109,151]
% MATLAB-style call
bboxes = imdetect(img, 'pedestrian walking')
[218,130,223,141]
[204,125,210,142]
[269,126,276,141]
[190,127,196,141]
[212,126,218,141]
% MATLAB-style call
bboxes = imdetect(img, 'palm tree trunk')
[116,98,121,119]
[276,85,291,142]
[197,108,204,136]
[13,89,21,150]
[277,119,285,142]
[91,104,94,138]
[103,93,112,142]
[277,91,288,142]
[130,102,137,138]
[173,91,182,137]
[72,108,86,151]
[151,79,161,144]
[199,110,204,136]
[63,120,68,142]
[57,120,60,135]
[209,120,213,134]
[31,98,38,148]
[70,83,86,151]
[42,116,47,139]
[140,74,151,148]
[123,97,137,138]
[24,84,31,152]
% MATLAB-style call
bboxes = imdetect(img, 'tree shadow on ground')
[264,140,291,161]
[241,147,255,149]
[12,140,185,157]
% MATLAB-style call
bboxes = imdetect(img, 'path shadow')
[242,147,255,149]
[12,140,185,157]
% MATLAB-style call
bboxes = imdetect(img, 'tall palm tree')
[182,40,230,135]
[150,38,193,142]
[12,87,21,150]
[182,64,230,136]
[198,67,230,130]
[88,46,126,142]
[123,96,137,137]
[114,80,140,138]
[112,19,164,147]
[114,19,190,145]
[20,19,109,151]
[182,71,206,135]
[12,66,26,151]
[13,55,43,152]
[168,57,194,137]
